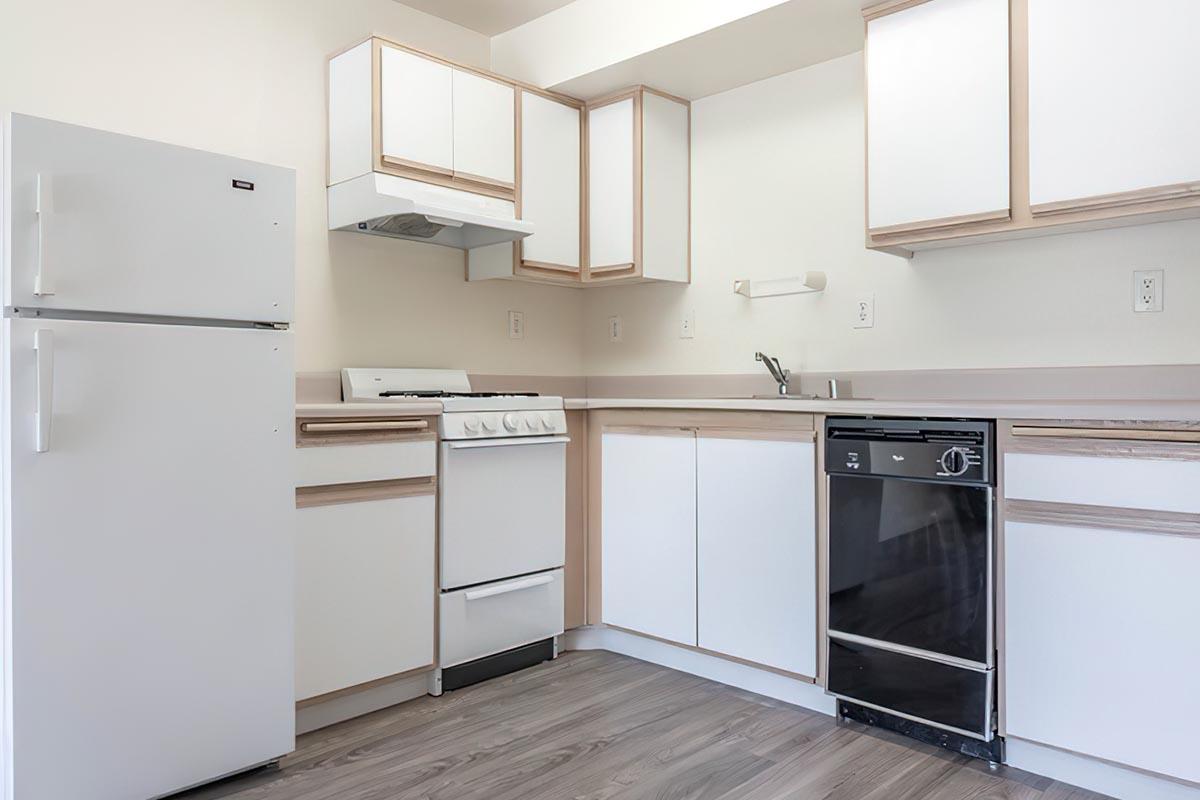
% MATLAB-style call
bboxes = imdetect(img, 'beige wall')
[0,0,585,375]
[582,53,1200,376]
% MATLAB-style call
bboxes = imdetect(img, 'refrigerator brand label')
[231,179,255,191]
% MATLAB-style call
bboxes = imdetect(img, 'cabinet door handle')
[299,420,428,433]
[34,329,54,453]
[464,574,554,601]
[35,174,55,297]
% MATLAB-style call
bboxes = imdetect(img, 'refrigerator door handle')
[35,173,56,296]
[35,329,54,452]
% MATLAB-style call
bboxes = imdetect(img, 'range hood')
[328,172,534,249]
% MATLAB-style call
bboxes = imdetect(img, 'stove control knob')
[480,416,497,433]
[463,415,481,434]
[940,447,969,476]
[525,413,543,431]
[540,413,554,431]
[503,413,521,432]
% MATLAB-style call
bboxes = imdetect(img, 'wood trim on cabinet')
[695,428,817,442]
[815,415,829,688]
[295,663,434,709]
[295,476,438,509]
[564,410,588,629]
[1004,499,1200,539]
[519,259,581,274]
[380,155,453,178]
[587,262,637,275]
[633,88,644,279]
[377,158,516,202]
[867,208,1012,237]
[1031,181,1200,218]
[1011,425,1200,444]
[862,0,935,22]
[295,416,438,448]
[514,88,523,218]
[451,170,515,192]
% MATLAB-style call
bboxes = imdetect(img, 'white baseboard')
[295,672,431,735]
[562,626,837,717]
[1006,738,1200,800]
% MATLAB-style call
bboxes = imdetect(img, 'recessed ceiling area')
[395,0,576,36]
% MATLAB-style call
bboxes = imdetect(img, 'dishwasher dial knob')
[940,448,969,476]
[503,413,521,432]
[463,415,481,434]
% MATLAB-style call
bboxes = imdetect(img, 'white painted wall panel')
[1028,0,1200,206]
[697,437,817,676]
[327,41,373,186]
[601,432,697,645]
[1004,453,1200,514]
[380,46,453,171]
[520,92,581,268]
[1005,521,1200,783]
[587,98,636,268]
[296,495,435,700]
[867,0,1010,228]
[452,69,515,185]
[641,92,689,282]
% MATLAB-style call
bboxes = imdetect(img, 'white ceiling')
[396,0,576,36]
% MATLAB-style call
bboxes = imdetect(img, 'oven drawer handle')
[464,574,554,601]
[448,435,570,450]
[300,420,428,433]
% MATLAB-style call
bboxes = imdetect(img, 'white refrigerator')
[1,114,296,799]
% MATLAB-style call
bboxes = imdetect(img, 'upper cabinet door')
[520,92,581,269]
[380,46,453,173]
[452,70,515,187]
[866,0,1010,232]
[587,98,636,270]
[1028,0,1200,212]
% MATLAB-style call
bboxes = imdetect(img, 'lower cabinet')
[697,436,817,677]
[295,494,435,701]
[601,431,697,645]
[600,423,819,677]
[1004,519,1200,784]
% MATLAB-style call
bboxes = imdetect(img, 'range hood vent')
[329,172,533,250]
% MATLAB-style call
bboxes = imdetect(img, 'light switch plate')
[508,310,524,339]
[854,295,875,329]
[608,316,623,342]
[1133,269,1164,313]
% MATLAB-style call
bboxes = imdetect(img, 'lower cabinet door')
[296,495,435,700]
[601,431,697,645]
[697,436,817,677]
[1005,520,1200,783]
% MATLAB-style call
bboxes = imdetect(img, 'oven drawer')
[296,439,436,487]
[828,638,993,739]
[439,569,564,668]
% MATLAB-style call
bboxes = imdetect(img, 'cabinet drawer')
[296,495,435,700]
[296,439,435,487]
[440,569,564,668]
[1004,452,1200,513]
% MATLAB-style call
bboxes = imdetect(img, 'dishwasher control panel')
[825,418,993,485]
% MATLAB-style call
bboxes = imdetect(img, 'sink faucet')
[755,352,791,396]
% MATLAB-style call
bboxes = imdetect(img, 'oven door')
[828,474,992,666]
[440,436,568,590]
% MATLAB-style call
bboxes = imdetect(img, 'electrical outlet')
[608,315,623,342]
[854,295,875,329]
[1133,269,1164,313]
[680,309,695,339]
[507,310,524,339]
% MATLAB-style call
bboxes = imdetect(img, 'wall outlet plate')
[1133,269,1164,313]
[680,309,695,339]
[854,295,875,329]
[608,315,623,342]
[508,310,524,339]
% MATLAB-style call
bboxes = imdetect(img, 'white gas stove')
[341,368,567,692]
[341,368,567,440]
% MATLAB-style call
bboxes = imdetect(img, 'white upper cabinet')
[380,45,454,173]
[1028,0,1200,212]
[452,70,515,187]
[641,91,690,283]
[587,98,636,271]
[519,91,581,269]
[866,0,1010,231]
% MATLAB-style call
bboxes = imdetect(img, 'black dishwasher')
[825,417,1000,760]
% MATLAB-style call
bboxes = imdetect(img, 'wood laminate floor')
[176,651,1112,800]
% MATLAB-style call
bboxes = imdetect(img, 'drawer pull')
[300,420,428,433]
[1011,426,1200,444]
[464,574,554,601]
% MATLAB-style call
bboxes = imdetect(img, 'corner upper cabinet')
[586,88,690,284]
[865,0,1011,244]
[1027,0,1200,216]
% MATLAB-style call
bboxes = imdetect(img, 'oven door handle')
[447,435,570,450]
[464,573,555,601]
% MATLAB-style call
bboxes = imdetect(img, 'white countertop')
[570,397,1200,421]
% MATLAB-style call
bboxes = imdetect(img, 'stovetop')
[341,368,563,414]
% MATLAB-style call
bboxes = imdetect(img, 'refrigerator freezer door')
[2,317,295,800]
[3,113,294,322]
